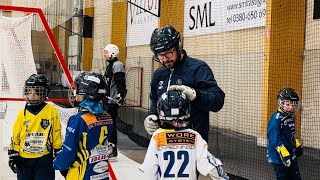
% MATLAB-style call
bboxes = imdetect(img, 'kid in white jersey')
[139,90,229,180]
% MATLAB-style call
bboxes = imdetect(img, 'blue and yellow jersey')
[10,103,62,158]
[267,110,297,164]
[54,110,113,180]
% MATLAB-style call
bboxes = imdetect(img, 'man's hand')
[168,85,196,101]
[144,114,159,135]
[8,150,21,173]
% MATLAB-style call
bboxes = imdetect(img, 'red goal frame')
[0,5,74,103]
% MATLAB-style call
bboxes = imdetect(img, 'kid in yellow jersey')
[8,74,62,180]
[54,72,113,180]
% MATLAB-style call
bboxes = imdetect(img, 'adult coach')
[144,25,225,142]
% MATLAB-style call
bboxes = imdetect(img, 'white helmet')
[104,44,119,59]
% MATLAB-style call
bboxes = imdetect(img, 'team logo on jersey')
[176,79,183,85]
[158,81,164,89]
[40,119,50,129]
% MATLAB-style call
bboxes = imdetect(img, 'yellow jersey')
[10,103,62,158]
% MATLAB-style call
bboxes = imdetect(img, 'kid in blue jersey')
[53,72,113,180]
[267,88,303,180]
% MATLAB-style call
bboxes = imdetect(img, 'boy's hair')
[157,90,191,128]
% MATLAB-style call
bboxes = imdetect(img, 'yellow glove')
[276,145,291,167]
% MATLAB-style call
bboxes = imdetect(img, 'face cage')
[278,99,299,115]
[160,118,190,128]
[24,86,48,105]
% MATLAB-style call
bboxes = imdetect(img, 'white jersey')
[139,128,215,180]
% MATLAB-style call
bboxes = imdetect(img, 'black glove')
[8,150,21,173]
[295,139,303,157]
[116,93,124,105]
[53,148,62,159]
[60,169,68,178]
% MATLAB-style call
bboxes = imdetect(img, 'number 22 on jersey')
[163,150,189,178]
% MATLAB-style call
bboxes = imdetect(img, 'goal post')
[0,5,77,156]
[0,5,74,92]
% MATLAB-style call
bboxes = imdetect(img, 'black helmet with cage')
[277,88,299,115]
[24,74,50,105]
[150,25,181,55]
[73,72,107,102]
[157,90,191,128]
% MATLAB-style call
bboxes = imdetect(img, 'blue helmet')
[157,90,191,121]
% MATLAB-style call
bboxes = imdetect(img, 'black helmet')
[24,74,50,105]
[74,72,107,102]
[150,25,180,54]
[277,88,299,115]
[277,88,299,102]
[157,90,191,121]
[25,74,50,88]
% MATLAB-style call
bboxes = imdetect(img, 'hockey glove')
[107,142,116,157]
[295,139,303,157]
[8,150,21,173]
[276,145,291,167]
[144,114,159,135]
[53,148,62,159]
[116,93,124,105]
[168,85,197,101]
[60,169,68,178]
[208,155,229,180]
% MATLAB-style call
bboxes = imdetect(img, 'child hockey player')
[139,90,229,180]
[53,72,113,180]
[8,74,62,180]
[267,88,303,180]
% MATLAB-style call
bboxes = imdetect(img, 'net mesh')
[0,14,36,98]
[0,8,76,153]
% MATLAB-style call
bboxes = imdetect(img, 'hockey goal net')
[0,6,76,152]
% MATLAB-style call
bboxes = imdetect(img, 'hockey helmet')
[104,44,119,59]
[277,88,299,114]
[73,72,107,102]
[157,90,191,128]
[150,25,180,55]
[24,74,50,105]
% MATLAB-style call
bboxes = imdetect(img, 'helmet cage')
[278,99,299,115]
[277,88,300,115]
[24,86,48,105]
